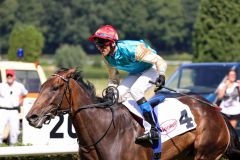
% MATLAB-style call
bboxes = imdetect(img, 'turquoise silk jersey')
[104,40,156,74]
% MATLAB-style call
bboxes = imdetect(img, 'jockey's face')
[94,38,115,56]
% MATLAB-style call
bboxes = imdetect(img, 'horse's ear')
[66,68,76,78]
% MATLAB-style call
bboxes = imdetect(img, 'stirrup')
[135,128,159,143]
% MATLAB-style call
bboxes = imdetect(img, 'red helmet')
[88,25,119,42]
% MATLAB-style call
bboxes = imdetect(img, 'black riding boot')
[135,98,159,143]
[136,112,159,142]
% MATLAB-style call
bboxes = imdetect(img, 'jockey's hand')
[103,86,119,105]
[155,75,165,90]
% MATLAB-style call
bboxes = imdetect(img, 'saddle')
[148,94,166,107]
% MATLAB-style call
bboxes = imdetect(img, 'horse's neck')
[72,99,139,146]
[70,80,94,110]
[69,80,141,150]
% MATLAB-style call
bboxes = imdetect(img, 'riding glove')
[155,75,165,90]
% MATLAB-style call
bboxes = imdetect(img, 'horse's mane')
[55,68,101,102]
[55,68,140,130]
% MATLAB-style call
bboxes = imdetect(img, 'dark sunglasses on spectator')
[94,38,112,47]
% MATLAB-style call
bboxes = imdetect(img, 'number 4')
[179,109,194,129]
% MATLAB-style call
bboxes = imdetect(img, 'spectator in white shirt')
[0,69,28,145]
[217,69,240,129]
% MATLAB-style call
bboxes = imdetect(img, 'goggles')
[94,38,112,47]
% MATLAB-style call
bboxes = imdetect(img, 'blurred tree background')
[0,0,198,54]
[54,44,86,68]
[8,24,44,62]
[193,0,240,62]
[0,0,239,62]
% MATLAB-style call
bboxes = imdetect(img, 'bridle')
[50,73,118,149]
[51,73,72,116]
[41,74,72,125]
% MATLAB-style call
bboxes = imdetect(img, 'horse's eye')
[52,85,59,91]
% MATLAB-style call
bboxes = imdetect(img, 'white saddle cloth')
[123,97,197,143]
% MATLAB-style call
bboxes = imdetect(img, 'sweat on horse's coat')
[26,68,240,160]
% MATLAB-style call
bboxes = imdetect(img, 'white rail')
[0,145,78,157]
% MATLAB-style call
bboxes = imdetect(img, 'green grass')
[86,78,108,96]
[82,65,108,79]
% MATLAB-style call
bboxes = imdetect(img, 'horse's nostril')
[27,114,39,122]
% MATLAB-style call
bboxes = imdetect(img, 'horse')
[26,68,240,160]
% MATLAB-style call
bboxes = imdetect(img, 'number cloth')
[123,97,197,142]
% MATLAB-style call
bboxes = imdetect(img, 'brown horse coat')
[26,69,240,160]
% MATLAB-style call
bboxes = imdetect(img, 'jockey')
[88,25,167,143]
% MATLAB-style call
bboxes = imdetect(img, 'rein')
[73,103,115,149]
[149,80,221,109]
[52,73,117,149]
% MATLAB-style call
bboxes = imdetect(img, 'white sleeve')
[218,83,226,90]
[135,44,167,75]
[20,83,28,96]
